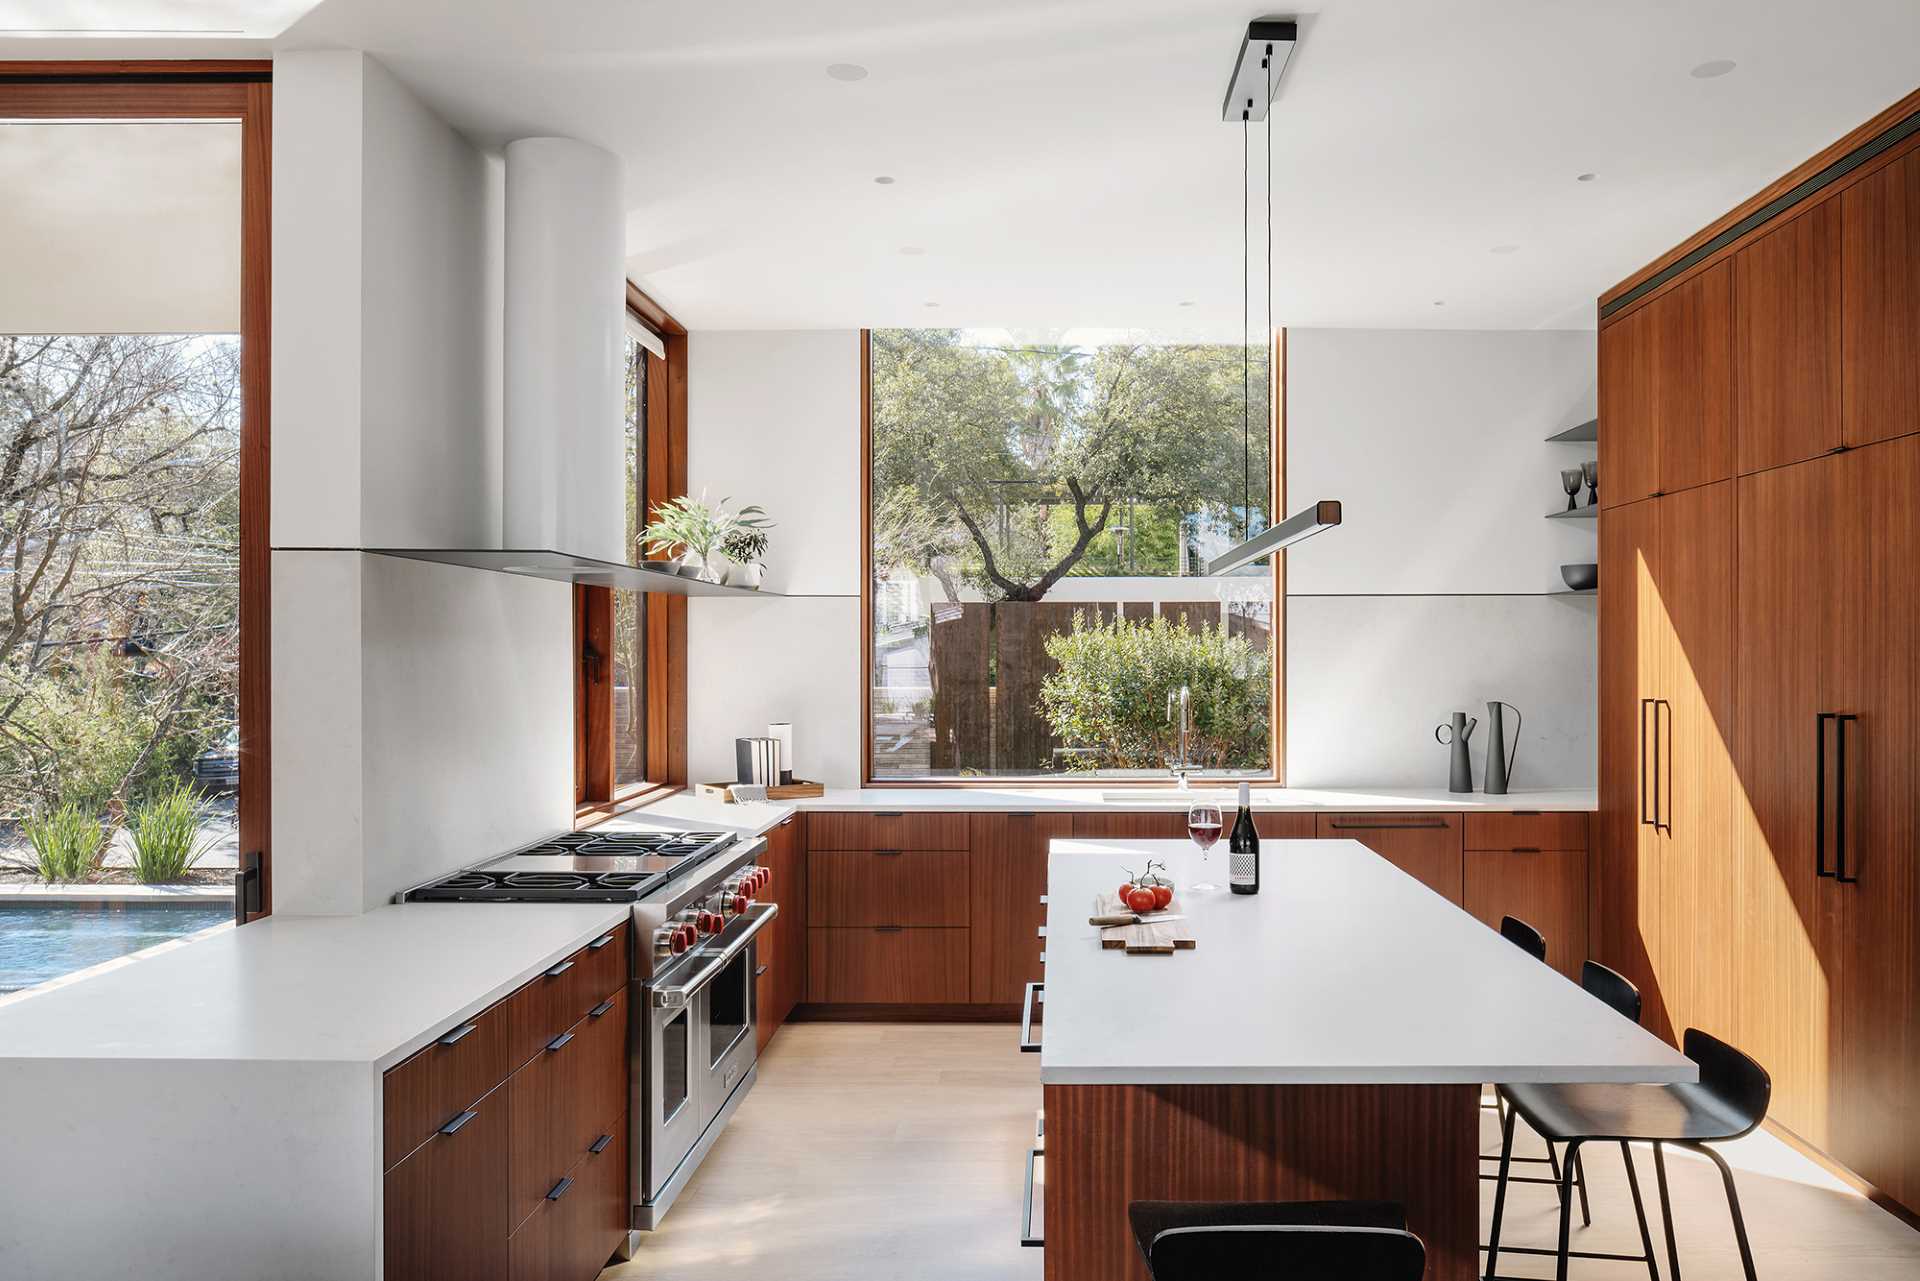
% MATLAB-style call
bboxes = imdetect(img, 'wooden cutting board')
[1092,892,1197,955]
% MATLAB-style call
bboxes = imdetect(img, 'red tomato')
[1125,885,1158,914]
[1150,884,1174,910]
[1118,881,1138,902]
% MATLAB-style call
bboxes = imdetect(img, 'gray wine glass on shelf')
[1560,467,1584,512]
[1583,459,1599,507]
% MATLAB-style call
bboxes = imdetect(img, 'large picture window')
[865,328,1280,783]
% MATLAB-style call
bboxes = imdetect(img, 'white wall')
[1283,328,1598,789]
[271,51,572,913]
[685,331,862,786]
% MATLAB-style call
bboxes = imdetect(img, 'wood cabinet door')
[808,848,971,926]
[1828,437,1920,1206]
[385,1094,509,1281]
[1071,811,1189,839]
[805,928,971,1003]
[1650,481,1740,1046]
[757,812,805,1051]
[1599,299,1659,508]
[1595,498,1667,1037]
[1654,262,1735,493]
[1464,849,1588,980]
[1315,814,1462,904]
[1734,457,1846,1143]
[1735,201,1844,473]
[970,812,1070,1005]
[1842,146,1920,451]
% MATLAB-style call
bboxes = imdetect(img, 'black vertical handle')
[1639,699,1653,827]
[1836,714,1859,884]
[1657,699,1672,833]
[1815,713,1835,879]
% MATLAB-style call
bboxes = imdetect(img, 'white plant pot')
[730,560,765,590]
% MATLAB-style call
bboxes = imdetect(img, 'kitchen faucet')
[1166,684,1193,790]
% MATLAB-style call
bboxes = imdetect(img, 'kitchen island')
[1039,837,1692,1281]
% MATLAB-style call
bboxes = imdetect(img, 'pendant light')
[1206,19,1342,578]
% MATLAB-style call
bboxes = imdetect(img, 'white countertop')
[1039,838,1693,1087]
[0,901,630,1071]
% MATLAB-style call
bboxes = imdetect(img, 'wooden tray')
[1092,892,1197,955]
[695,779,826,802]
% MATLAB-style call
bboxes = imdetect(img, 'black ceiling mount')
[1221,18,1297,122]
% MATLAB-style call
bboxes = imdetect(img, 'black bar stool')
[1485,1026,1771,1281]
[1129,1201,1425,1281]
[1482,917,1578,1205]
[1500,914,1548,962]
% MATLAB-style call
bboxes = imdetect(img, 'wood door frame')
[575,284,688,823]
[0,62,273,917]
[858,327,1286,786]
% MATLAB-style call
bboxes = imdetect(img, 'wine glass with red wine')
[1187,799,1224,892]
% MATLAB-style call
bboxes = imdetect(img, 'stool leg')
[1554,1137,1586,1281]
[1652,1140,1683,1281]
[1620,1140,1660,1281]
[1485,1097,1518,1280]
[1574,1145,1592,1227]
[1693,1142,1758,1281]
[1546,1139,1567,1212]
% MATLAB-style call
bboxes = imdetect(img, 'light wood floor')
[612,1023,1920,1280]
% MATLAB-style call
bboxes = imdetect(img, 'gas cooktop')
[403,828,739,903]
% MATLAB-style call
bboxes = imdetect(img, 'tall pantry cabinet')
[1593,103,1920,1216]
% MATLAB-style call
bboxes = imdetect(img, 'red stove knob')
[677,923,696,948]
[731,894,749,914]
[669,930,689,955]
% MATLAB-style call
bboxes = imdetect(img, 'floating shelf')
[1546,506,1599,521]
[1546,418,1599,443]
[353,548,785,597]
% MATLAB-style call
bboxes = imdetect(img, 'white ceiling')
[11,2,1919,334]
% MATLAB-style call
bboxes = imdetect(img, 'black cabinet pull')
[1652,698,1670,833]
[589,1133,613,1155]
[874,925,904,933]
[1640,699,1654,828]
[438,1110,478,1136]
[1328,820,1446,830]
[545,959,575,978]
[589,933,616,950]
[436,1022,477,1047]
[1510,846,1542,854]
[545,1176,574,1201]
[873,848,903,857]
[1816,712,1835,878]
[588,997,616,1018]
[873,811,904,818]
[546,1031,574,1052]
[1836,714,1859,884]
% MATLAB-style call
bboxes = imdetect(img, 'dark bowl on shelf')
[1561,562,1599,592]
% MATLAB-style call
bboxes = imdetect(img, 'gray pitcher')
[1435,712,1477,793]
[1484,701,1523,795]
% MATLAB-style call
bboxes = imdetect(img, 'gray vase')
[1484,701,1522,795]
[1435,712,1478,793]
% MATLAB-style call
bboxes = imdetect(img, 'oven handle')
[650,902,779,1009]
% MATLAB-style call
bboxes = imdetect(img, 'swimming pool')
[0,901,232,994]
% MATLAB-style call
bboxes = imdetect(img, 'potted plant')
[640,493,736,583]
[719,506,773,588]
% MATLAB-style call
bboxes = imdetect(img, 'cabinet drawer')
[1464,849,1589,980]
[508,1118,628,1281]
[808,849,970,926]
[1317,813,1463,904]
[384,1001,512,1169]
[1071,811,1188,839]
[807,811,970,851]
[506,925,628,1068]
[806,928,971,1003]
[385,1087,509,1281]
[506,988,628,1232]
[1464,811,1590,852]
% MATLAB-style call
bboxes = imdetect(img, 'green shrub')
[1038,614,1271,771]
[24,803,106,882]
[127,781,216,883]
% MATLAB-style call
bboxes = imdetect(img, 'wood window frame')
[575,285,688,824]
[859,326,1287,786]
[0,61,274,916]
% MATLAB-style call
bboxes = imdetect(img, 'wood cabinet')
[1464,850,1587,979]
[383,925,629,1281]
[756,812,806,1053]
[808,849,971,926]
[1842,147,1920,451]
[1598,260,1733,506]
[1734,202,1845,473]
[970,812,1070,1006]
[806,927,971,1003]
[807,810,969,850]
[1315,813,1462,904]
[1071,810,1189,839]
[1465,811,1588,853]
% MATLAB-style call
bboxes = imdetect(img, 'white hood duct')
[502,136,626,565]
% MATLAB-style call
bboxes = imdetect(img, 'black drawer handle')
[439,1109,478,1136]
[545,959,575,978]
[874,925,904,933]
[436,1022,477,1047]
[874,849,903,857]
[589,1133,613,1155]
[546,1031,574,1052]
[1329,820,1447,830]
[589,933,616,950]
[546,1176,574,1201]
[588,997,616,1018]
[873,811,904,818]
[1510,845,1542,853]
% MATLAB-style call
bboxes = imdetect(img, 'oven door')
[697,933,759,1131]
[640,975,702,1207]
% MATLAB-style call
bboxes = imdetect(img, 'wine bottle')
[1229,780,1259,895]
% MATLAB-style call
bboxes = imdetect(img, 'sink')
[1099,789,1239,805]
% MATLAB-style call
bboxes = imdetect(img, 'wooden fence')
[927,601,1269,773]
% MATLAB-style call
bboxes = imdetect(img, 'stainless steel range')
[401,826,778,1233]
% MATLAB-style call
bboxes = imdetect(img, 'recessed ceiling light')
[1432,300,1446,307]
[899,246,925,256]
[873,175,895,185]
[1690,59,1736,79]
[1576,172,1597,182]
[923,301,940,308]
[1178,301,1196,307]
[1491,244,1520,255]
[826,63,869,82]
